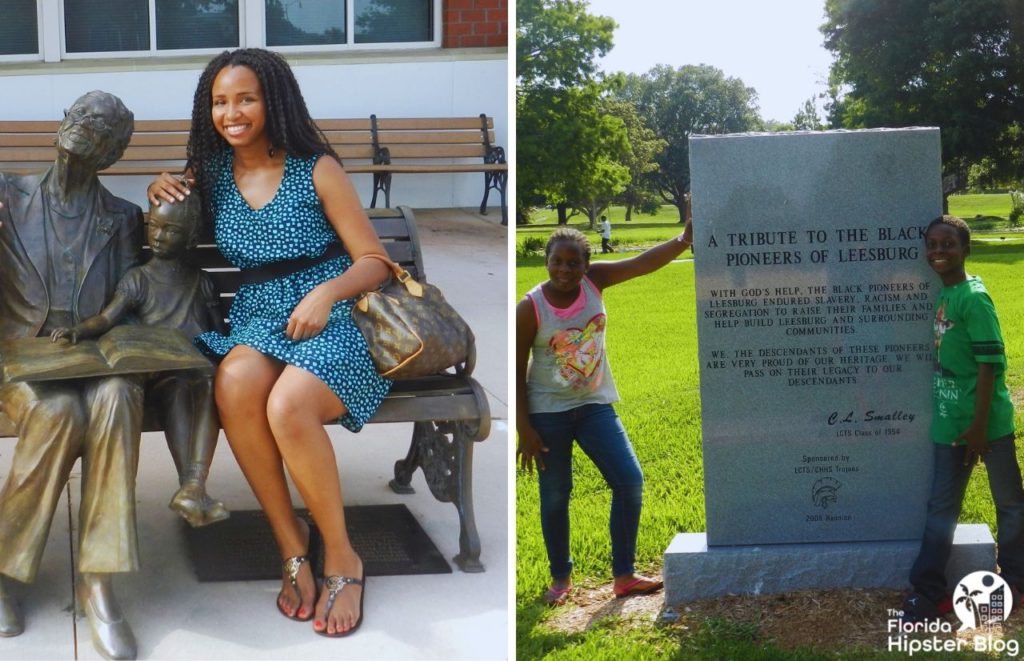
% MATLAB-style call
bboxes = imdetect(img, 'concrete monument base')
[664,524,994,604]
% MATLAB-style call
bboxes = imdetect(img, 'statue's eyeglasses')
[63,108,112,133]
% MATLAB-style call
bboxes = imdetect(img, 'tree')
[603,98,665,220]
[822,0,1024,189]
[517,0,630,224]
[517,85,631,225]
[792,97,823,131]
[620,64,760,221]
[517,0,616,89]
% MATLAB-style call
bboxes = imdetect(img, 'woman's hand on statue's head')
[147,173,194,206]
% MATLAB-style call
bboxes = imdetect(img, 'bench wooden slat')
[372,392,481,423]
[356,163,508,173]
[374,131,494,145]
[313,119,374,131]
[373,117,492,130]
[0,121,62,132]
[384,145,489,159]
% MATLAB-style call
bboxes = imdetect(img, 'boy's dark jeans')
[910,434,1024,602]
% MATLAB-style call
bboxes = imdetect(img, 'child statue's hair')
[148,186,203,247]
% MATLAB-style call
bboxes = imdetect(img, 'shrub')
[517,236,546,258]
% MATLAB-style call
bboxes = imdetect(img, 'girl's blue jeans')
[529,403,644,580]
[910,434,1024,602]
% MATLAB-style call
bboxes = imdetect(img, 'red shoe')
[543,584,572,606]
[613,576,663,599]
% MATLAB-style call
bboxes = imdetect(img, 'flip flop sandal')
[315,575,365,637]
[277,555,315,621]
[613,577,664,599]
[543,585,572,606]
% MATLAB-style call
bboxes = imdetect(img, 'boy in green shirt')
[903,215,1021,621]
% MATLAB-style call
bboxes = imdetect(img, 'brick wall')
[443,0,508,48]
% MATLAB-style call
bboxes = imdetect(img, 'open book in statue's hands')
[0,325,213,383]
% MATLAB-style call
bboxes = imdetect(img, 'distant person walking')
[600,215,614,253]
[516,207,692,607]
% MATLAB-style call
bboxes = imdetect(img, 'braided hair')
[185,48,339,223]
[545,227,592,262]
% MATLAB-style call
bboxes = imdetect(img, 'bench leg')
[451,429,483,572]
[387,420,484,572]
[388,422,425,494]
[371,172,393,208]
[479,171,508,226]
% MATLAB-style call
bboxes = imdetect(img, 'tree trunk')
[557,203,568,225]
[675,200,687,223]
[625,204,633,222]
[588,198,597,231]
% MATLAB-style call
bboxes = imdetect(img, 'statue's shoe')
[0,578,23,637]
[76,578,136,660]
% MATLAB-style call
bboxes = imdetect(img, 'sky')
[584,0,836,124]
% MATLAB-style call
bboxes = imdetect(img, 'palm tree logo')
[952,571,1012,632]
[955,582,984,629]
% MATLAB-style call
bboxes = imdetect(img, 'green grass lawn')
[515,216,1024,659]
[948,193,1015,229]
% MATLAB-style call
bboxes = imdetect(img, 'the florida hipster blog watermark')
[887,571,1019,656]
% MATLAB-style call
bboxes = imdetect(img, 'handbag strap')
[355,253,424,298]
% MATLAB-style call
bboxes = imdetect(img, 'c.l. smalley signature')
[827,409,916,425]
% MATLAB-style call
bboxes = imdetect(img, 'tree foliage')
[516,0,630,223]
[822,0,1024,187]
[619,64,761,220]
[604,98,666,219]
[516,0,616,88]
[792,97,824,131]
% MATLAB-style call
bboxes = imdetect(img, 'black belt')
[239,242,346,286]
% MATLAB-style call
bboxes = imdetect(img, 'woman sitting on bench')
[148,47,390,638]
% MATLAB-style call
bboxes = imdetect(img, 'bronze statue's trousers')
[0,376,144,583]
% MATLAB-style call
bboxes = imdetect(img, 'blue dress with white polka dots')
[195,152,391,432]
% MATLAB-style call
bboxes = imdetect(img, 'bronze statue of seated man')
[0,90,144,660]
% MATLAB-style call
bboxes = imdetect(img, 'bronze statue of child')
[50,189,229,527]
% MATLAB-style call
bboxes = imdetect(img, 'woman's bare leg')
[266,366,362,636]
[215,346,315,619]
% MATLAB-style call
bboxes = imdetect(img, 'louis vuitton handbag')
[352,253,475,379]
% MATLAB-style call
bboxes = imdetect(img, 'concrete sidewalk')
[0,208,508,660]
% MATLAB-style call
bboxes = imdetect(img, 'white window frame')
[58,0,247,60]
[256,0,442,53]
[0,0,45,63]
[42,0,441,61]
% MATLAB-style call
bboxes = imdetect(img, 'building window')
[63,0,239,56]
[266,0,346,47]
[156,0,240,50]
[1,0,40,56]
[355,0,431,44]
[266,0,433,47]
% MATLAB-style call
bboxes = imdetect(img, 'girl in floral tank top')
[516,216,693,606]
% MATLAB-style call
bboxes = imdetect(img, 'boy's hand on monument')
[517,426,548,473]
